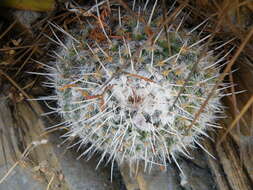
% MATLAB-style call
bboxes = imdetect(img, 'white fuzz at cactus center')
[40,1,228,173]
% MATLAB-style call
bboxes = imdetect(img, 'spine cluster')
[43,1,225,172]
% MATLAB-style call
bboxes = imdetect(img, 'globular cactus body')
[45,1,224,172]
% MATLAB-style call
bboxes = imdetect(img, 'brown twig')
[0,70,30,99]
[217,95,253,146]
[0,139,47,184]
[14,45,38,77]
[188,27,253,131]
[46,173,55,190]
[0,43,45,51]
[0,20,17,41]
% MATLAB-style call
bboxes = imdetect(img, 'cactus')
[42,1,226,173]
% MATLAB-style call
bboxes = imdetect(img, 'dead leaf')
[0,0,55,12]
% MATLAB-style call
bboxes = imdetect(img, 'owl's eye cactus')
[44,1,225,172]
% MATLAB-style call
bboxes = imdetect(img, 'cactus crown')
[44,1,224,172]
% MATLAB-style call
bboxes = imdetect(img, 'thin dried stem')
[46,173,55,190]
[0,70,30,99]
[217,95,253,146]
[188,27,253,131]
[0,20,17,41]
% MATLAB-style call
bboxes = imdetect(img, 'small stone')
[14,10,41,29]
